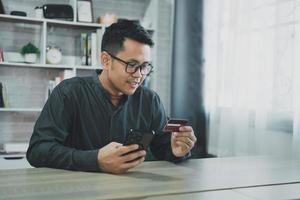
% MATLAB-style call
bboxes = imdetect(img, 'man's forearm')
[27,142,100,172]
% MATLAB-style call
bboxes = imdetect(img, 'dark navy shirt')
[27,70,188,172]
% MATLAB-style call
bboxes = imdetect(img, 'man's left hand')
[171,126,197,157]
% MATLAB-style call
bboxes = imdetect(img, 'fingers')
[122,156,145,170]
[179,126,193,132]
[174,140,190,150]
[172,126,197,151]
[116,144,146,168]
[112,156,145,174]
[116,144,140,156]
[174,135,194,148]
[98,142,147,174]
[174,126,197,143]
[113,153,145,174]
[121,149,146,163]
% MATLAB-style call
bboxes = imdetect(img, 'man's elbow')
[26,144,45,168]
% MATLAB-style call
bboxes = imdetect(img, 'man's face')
[104,38,151,95]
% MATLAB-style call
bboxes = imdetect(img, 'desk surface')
[144,183,300,200]
[1,156,300,200]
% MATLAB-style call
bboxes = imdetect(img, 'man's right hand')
[97,142,146,174]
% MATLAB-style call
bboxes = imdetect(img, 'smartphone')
[162,118,188,132]
[123,129,155,150]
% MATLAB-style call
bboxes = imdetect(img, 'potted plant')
[21,42,40,63]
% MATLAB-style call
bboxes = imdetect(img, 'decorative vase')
[24,53,37,63]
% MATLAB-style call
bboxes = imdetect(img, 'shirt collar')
[93,69,129,106]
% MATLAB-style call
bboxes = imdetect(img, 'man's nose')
[132,66,143,78]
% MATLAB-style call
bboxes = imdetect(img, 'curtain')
[203,0,300,157]
[172,0,207,158]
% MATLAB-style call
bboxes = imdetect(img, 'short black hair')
[101,19,154,55]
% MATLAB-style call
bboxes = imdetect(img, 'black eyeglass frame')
[105,51,154,76]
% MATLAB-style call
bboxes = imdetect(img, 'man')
[27,20,197,174]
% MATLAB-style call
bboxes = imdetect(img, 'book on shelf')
[0,81,9,108]
[80,33,88,66]
[1,142,29,153]
[2,52,24,63]
[87,33,92,65]
[45,69,75,100]
[0,82,4,107]
[47,80,56,98]
[63,69,75,80]
[0,48,4,62]
[91,32,97,67]
[80,32,100,67]
[96,28,104,67]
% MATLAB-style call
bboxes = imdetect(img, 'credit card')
[162,118,188,132]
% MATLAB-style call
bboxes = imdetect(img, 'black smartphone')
[162,118,188,132]
[123,129,155,150]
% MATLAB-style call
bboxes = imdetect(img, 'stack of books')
[80,29,103,67]
[0,142,29,159]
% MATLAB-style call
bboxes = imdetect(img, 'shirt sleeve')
[149,93,191,163]
[26,82,100,172]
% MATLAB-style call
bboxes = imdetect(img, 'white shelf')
[0,14,105,28]
[75,65,101,70]
[0,108,42,112]
[0,62,74,69]
[0,62,102,70]
[0,14,43,24]
[43,64,74,69]
[0,153,26,159]
[46,18,105,28]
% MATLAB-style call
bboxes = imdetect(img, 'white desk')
[233,183,300,200]
[0,156,299,199]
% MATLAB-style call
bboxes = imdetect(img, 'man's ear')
[101,52,111,70]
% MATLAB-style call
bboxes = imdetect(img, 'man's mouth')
[127,81,140,89]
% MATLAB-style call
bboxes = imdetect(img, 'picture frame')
[77,0,93,23]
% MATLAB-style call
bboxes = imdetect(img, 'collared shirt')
[27,70,188,172]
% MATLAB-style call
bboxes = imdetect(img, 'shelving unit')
[0,1,108,164]
[0,13,105,68]
[0,0,154,113]
[0,9,154,112]
[0,8,106,112]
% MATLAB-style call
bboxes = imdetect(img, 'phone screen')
[123,129,155,150]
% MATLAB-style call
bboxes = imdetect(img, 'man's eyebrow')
[127,58,139,63]
[127,58,151,64]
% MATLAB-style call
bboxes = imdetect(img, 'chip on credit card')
[162,118,188,132]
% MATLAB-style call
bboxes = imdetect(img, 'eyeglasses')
[105,51,153,75]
